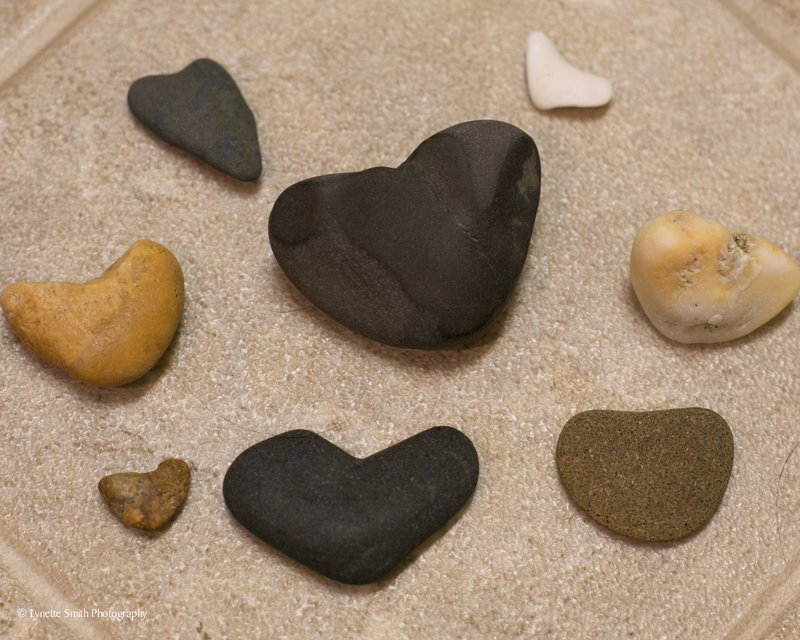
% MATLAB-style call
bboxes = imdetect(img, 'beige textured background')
[2,0,800,638]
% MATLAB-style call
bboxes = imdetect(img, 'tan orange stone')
[1,240,184,386]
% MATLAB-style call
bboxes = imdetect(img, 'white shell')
[525,31,612,111]
[630,211,800,343]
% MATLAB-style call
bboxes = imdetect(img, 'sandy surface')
[2,0,800,638]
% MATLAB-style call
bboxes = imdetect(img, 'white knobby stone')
[525,31,612,110]
[630,211,800,343]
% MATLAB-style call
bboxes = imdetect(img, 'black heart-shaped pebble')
[556,408,734,542]
[268,120,541,348]
[223,426,479,584]
[128,58,261,181]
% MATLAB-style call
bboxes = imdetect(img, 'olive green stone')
[556,408,733,542]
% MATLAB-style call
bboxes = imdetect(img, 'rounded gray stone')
[128,58,261,181]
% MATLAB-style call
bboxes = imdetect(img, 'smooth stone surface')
[128,58,261,181]
[0,240,184,386]
[630,211,800,343]
[98,459,191,531]
[268,119,541,349]
[526,31,612,110]
[556,408,734,542]
[223,427,479,585]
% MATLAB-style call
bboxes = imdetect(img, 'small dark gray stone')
[128,58,261,181]
[556,408,734,542]
[222,426,479,584]
[268,120,541,348]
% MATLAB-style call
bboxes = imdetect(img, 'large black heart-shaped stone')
[128,58,261,181]
[268,120,541,348]
[222,427,479,584]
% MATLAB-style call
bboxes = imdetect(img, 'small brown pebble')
[556,408,733,542]
[98,459,191,530]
